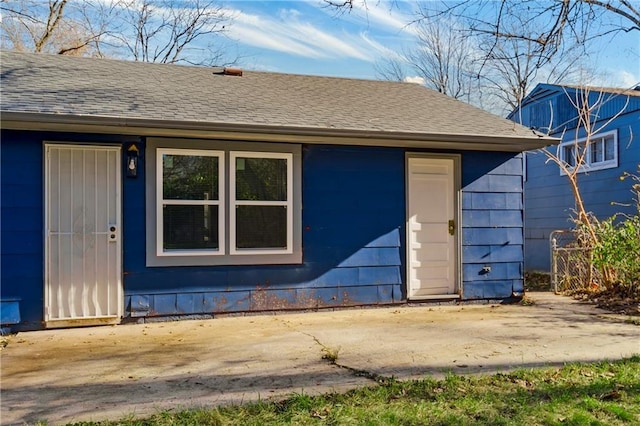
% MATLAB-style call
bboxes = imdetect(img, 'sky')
[219,0,640,89]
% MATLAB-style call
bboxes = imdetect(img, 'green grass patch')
[69,356,640,426]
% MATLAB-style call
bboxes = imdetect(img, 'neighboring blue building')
[1,51,550,331]
[509,83,640,271]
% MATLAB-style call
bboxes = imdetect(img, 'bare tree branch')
[541,86,632,285]
[1,0,235,65]
[115,0,231,65]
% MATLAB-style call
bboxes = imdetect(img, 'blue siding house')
[509,83,640,271]
[1,51,550,331]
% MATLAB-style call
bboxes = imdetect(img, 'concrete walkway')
[1,293,639,425]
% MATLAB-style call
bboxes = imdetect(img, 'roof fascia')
[0,112,556,152]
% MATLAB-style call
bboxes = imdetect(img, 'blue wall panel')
[358,266,402,286]
[0,299,21,326]
[461,152,524,299]
[462,262,521,281]
[1,131,44,329]
[462,228,523,245]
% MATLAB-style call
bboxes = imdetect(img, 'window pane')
[163,205,219,250]
[163,154,218,200]
[236,206,287,249]
[604,136,615,161]
[236,157,287,201]
[563,146,575,167]
[591,140,603,163]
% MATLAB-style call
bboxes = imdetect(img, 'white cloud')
[616,70,640,88]
[404,76,425,85]
[225,5,389,61]
[289,21,372,60]
[351,2,410,30]
[359,31,399,58]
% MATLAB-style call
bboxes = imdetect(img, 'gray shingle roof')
[1,51,550,150]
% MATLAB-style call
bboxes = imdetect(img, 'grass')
[69,356,640,426]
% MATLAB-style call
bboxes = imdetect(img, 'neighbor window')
[559,130,617,174]
[147,139,302,267]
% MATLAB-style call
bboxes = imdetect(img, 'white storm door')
[45,145,122,326]
[407,156,458,298]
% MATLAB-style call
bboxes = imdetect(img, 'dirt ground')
[1,292,639,425]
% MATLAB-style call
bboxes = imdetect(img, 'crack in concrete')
[275,318,393,384]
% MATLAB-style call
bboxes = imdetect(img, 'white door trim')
[44,143,123,327]
[406,153,461,300]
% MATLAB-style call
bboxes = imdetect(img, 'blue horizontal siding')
[462,228,523,245]
[125,283,398,317]
[463,280,522,299]
[463,175,522,192]
[358,266,402,285]
[463,245,523,263]
[462,192,522,210]
[462,210,523,228]
[461,151,524,299]
[338,247,402,267]
[462,262,522,280]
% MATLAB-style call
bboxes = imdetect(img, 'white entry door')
[407,156,458,299]
[45,144,122,327]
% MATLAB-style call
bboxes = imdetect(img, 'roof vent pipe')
[212,67,243,77]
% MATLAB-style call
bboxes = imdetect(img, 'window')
[146,139,302,267]
[230,152,293,254]
[157,149,224,256]
[559,130,617,174]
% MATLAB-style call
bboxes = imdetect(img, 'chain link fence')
[549,230,597,293]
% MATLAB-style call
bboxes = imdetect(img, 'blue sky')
[220,0,640,88]
[221,0,422,78]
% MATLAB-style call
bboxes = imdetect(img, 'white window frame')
[559,130,618,175]
[230,151,294,255]
[146,139,302,267]
[156,148,225,257]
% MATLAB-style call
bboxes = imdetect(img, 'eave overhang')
[0,111,557,152]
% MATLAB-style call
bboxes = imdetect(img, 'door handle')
[448,220,455,236]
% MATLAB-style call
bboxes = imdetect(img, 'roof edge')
[0,112,556,152]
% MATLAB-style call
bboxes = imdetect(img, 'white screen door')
[407,156,458,299]
[45,144,122,326]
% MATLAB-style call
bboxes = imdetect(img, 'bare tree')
[374,56,406,82]
[538,87,631,284]
[114,0,232,65]
[474,12,593,114]
[374,19,477,103]
[416,0,639,66]
[406,20,476,99]
[374,15,583,114]
[1,0,235,65]
[0,0,108,56]
[328,0,637,77]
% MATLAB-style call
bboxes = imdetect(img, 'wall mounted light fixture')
[126,144,139,178]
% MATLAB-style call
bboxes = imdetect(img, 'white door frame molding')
[406,153,461,299]
[44,143,122,327]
